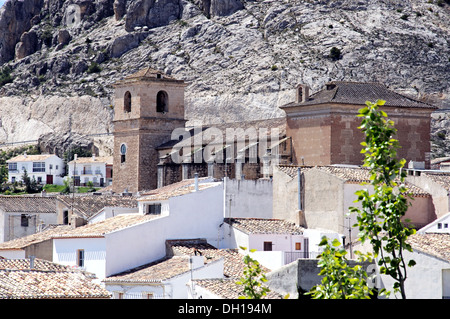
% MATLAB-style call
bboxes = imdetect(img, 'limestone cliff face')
[0,0,449,156]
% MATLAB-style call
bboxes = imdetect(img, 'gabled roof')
[225,218,304,235]
[192,278,283,299]
[276,165,430,197]
[0,196,57,214]
[167,239,268,279]
[156,117,287,150]
[67,156,113,165]
[421,172,450,193]
[114,67,185,85]
[281,81,436,109]
[103,255,214,284]
[0,258,111,299]
[407,233,450,263]
[52,213,158,239]
[137,177,219,202]
[6,154,59,163]
[0,225,72,251]
[57,194,138,219]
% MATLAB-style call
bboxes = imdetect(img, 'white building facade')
[67,155,113,187]
[7,154,64,185]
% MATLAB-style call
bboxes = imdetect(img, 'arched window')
[156,91,168,113]
[124,91,131,113]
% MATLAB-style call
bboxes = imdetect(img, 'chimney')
[296,84,309,103]
[29,255,35,269]
[194,173,199,191]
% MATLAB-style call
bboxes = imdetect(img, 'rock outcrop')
[0,0,449,157]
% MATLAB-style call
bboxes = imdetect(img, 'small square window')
[21,214,29,227]
[438,223,442,229]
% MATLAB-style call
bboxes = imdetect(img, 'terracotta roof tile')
[408,233,450,263]
[422,173,450,192]
[225,218,304,235]
[104,256,208,283]
[52,214,158,239]
[138,178,220,201]
[6,154,57,163]
[67,156,113,165]
[277,165,429,196]
[167,240,268,278]
[0,225,72,251]
[57,194,138,219]
[192,278,283,299]
[0,258,111,299]
[0,196,57,213]
[281,82,436,109]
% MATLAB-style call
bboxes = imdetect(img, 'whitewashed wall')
[224,178,273,219]
[53,237,107,279]
[0,249,26,259]
[377,249,450,299]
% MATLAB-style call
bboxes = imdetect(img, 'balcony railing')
[284,251,320,264]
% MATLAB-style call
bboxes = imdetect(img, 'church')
[111,67,437,194]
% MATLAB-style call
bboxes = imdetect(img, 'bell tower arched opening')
[156,91,168,113]
[124,91,132,113]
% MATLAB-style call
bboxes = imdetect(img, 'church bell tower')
[112,68,187,193]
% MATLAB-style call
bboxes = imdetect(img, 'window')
[295,242,302,250]
[120,143,127,163]
[438,223,442,229]
[37,176,42,183]
[32,162,45,172]
[115,292,124,299]
[21,214,29,227]
[156,91,168,113]
[124,91,131,113]
[143,292,154,299]
[147,204,161,215]
[77,249,85,267]
[263,242,273,251]
[63,210,69,225]
[8,163,17,171]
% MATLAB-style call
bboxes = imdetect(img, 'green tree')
[308,238,373,299]
[350,99,416,299]
[236,247,270,299]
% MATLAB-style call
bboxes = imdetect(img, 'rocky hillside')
[0,0,449,157]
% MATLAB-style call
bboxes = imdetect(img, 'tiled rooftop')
[277,165,430,196]
[0,225,72,251]
[104,256,210,283]
[281,81,436,109]
[0,196,57,213]
[67,156,113,165]
[407,233,450,263]
[167,239,268,278]
[225,218,304,235]
[422,173,450,192]
[52,213,158,239]
[192,278,283,299]
[6,154,56,163]
[57,194,138,219]
[157,117,286,150]
[120,67,181,82]
[0,258,111,299]
[138,178,220,202]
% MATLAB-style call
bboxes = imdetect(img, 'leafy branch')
[350,100,416,299]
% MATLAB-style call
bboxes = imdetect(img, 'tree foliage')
[308,238,373,299]
[236,247,270,299]
[350,99,416,298]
